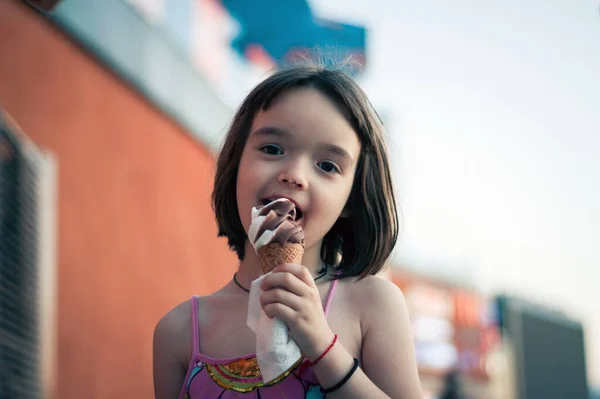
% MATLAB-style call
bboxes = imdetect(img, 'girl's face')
[236,88,361,252]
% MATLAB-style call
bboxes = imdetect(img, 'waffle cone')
[258,242,305,274]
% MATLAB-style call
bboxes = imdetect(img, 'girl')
[153,64,422,398]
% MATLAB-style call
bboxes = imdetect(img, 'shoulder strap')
[191,296,200,356]
[323,279,339,316]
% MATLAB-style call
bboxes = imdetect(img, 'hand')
[260,263,335,361]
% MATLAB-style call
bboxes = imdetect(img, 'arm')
[153,305,189,399]
[311,277,422,398]
[261,266,422,398]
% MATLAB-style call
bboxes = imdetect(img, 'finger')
[261,270,309,296]
[271,263,316,288]
[262,302,297,322]
[260,288,302,311]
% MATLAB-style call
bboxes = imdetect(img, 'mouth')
[261,198,304,222]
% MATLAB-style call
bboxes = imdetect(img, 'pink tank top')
[178,279,339,399]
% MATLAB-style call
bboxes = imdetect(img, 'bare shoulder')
[154,299,194,364]
[346,275,407,314]
[153,298,196,399]
[349,274,402,293]
[338,275,410,339]
[155,299,193,333]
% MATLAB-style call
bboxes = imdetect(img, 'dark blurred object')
[0,109,56,399]
[495,295,589,399]
[23,0,62,13]
[0,110,40,398]
[439,370,469,399]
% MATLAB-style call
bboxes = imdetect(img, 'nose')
[277,163,308,191]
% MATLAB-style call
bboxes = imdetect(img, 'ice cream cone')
[258,242,304,274]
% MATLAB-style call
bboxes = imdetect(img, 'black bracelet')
[320,358,360,394]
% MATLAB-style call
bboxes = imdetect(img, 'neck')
[235,240,326,287]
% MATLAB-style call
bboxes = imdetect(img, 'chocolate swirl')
[250,199,304,250]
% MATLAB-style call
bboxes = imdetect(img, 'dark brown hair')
[212,63,399,279]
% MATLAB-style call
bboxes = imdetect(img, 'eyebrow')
[252,126,290,139]
[252,126,354,162]
[323,144,354,162]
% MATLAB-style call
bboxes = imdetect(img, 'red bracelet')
[309,334,338,367]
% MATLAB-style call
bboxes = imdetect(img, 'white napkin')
[246,273,302,383]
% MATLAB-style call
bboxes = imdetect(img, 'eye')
[317,161,340,174]
[259,144,283,155]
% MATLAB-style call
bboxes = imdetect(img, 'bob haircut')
[212,63,399,279]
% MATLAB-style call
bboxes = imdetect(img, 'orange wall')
[0,2,237,398]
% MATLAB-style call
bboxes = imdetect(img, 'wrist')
[310,340,357,391]
[305,331,336,363]
[308,334,338,366]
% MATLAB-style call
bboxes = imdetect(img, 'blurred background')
[1,0,599,398]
